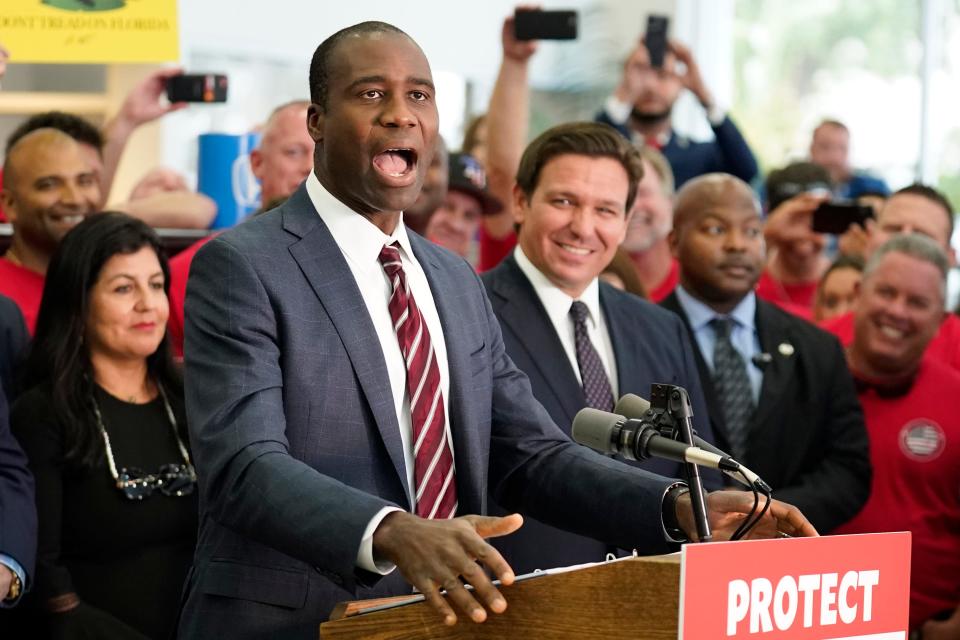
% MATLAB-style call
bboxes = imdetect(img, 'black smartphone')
[513,9,578,41]
[812,202,875,234]
[165,74,228,103]
[645,14,670,67]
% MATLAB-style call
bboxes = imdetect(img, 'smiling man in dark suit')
[481,122,719,573]
[660,173,870,533]
[177,24,816,639]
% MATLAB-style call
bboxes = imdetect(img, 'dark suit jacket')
[0,295,28,402]
[176,185,678,639]
[661,292,871,532]
[0,386,36,600]
[482,256,718,573]
[595,112,758,187]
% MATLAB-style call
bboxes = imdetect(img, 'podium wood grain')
[320,555,681,639]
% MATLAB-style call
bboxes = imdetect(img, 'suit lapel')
[749,301,795,435]
[282,188,410,503]
[410,238,485,515]
[490,257,585,426]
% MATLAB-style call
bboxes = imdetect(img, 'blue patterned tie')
[570,301,614,412]
[710,317,755,459]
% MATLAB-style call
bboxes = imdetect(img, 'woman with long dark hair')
[10,212,197,639]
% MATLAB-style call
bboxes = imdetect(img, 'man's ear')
[667,228,679,257]
[306,103,325,144]
[512,184,528,227]
[0,189,16,224]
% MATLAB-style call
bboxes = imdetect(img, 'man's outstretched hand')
[372,512,523,626]
[678,490,819,542]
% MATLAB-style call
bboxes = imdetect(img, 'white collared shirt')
[305,172,452,572]
[513,246,619,398]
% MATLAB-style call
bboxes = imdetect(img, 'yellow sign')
[1,0,179,63]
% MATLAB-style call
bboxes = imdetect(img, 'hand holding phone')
[812,202,875,235]
[165,74,228,104]
[513,9,578,41]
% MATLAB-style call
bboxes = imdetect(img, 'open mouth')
[373,148,417,178]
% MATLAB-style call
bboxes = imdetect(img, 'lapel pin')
[778,342,795,357]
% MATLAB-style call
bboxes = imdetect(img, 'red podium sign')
[679,532,911,639]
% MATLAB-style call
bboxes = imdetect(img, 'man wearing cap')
[481,121,718,574]
[424,153,501,261]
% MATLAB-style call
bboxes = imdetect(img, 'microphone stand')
[651,384,712,542]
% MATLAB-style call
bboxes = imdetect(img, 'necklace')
[92,384,197,500]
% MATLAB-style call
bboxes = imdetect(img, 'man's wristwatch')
[663,483,691,542]
[5,571,22,601]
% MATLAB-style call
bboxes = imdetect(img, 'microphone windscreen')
[571,408,623,455]
[614,393,652,419]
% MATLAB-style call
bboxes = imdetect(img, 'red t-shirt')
[647,258,680,303]
[823,311,960,374]
[833,358,960,629]
[0,166,6,222]
[477,226,516,273]
[755,269,817,319]
[167,235,217,358]
[0,257,45,334]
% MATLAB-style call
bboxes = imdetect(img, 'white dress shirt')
[305,173,453,573]
[513,246,619,398]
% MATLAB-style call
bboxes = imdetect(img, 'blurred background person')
[10,213,197,639]
[757,162,832,319]
[424,152,502,261]
[621,145,678,301]
[600,247,647,298]
[166,100,314,358]
[597,37,758,187]
[809,119,890,200]
[0,130,101,333]
[1,70,216,229]
[813,255,864,324]
[833,234,959,637]
[403,137,449,236]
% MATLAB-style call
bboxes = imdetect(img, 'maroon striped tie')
[378,243,457,519]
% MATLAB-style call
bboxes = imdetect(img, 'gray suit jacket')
[176,185,676,638]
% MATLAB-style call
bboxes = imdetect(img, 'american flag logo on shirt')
[898,419,946,462]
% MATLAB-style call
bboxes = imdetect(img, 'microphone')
[613,394,771,491]
[572,407,741,472]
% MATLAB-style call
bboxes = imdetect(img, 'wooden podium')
[319,554,680,640]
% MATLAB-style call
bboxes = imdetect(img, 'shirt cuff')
[661,482,690,543]
[0,553,26,607]
[356,506,405,575]
[705,104,727,127]
[603,95,633,125]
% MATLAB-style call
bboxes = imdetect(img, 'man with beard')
[177,23,815,639]
[660,173,870,533]
[597,39,757,187]
[0,129,101,332]
[621,146,680,301]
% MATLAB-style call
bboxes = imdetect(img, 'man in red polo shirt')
[833,234,960,636]
[0,130,100,333]
[824,184,960,373]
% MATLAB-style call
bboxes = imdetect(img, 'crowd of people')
[0,11,957,640]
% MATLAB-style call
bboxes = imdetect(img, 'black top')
[10,383,197,639]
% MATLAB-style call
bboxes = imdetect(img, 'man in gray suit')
[177,21,815,639]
